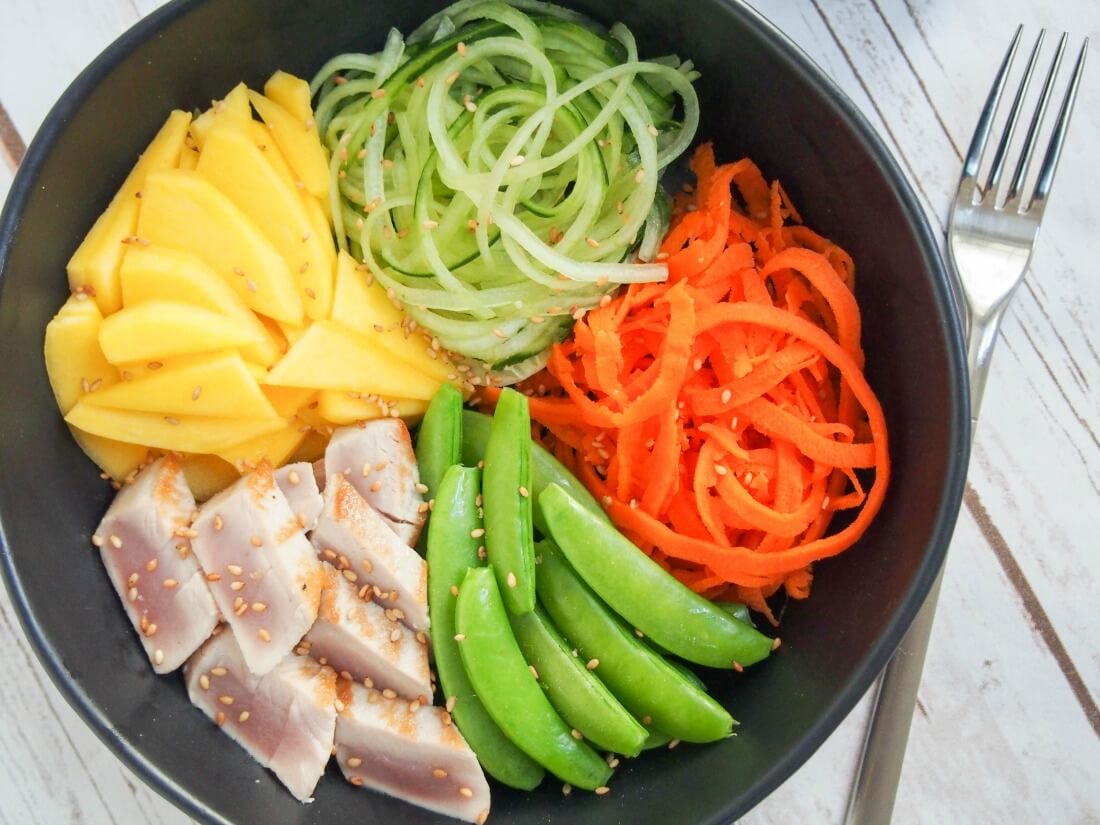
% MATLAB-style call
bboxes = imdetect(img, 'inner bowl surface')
[0,0,969,823]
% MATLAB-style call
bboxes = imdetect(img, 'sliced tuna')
[192,461,324,675]
[302,564,432,701]
[275,462,323,531]
[311,473,429,631]
[185,628,336,802]
[334,680,490,824]
[324,421,425,545]
[92,455,218,673]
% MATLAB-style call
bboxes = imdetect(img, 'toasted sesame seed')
[518,486,529,498]
[230,581,245,591]
[422,219,439,230]
[562,784,572,796]
[634,167,645,183]
[445,71,460,85]
[714,464,728,476]
[382,688,397,699]
[349,776,363,786]
[251,602,267,613]
[477,546,487,561]
[529,665,539,680]
[459,787,474,799]
[450,585,459,597]
[213,514,223,531]
[470,528,485,538]
[389,628,402,642]
[91,534,104,548]
[109,534,123,549]
[144,623,158,637]
[237,711,250,723]
[721,388,732,404]
[585,236,601,248]
[250,536,262,547]
[445,695,457,712]
[369,479,382,493]
[164,416,180,426]
[595,786,610,796]
[571,728,583,740]
[227,564,244,576]
[668,738,681,749]
[586,658,599,670]
[199,674,211,690]
[506,571,517,588]
[509,154,525,167]
[634,628,645,638]
[345,756,363,768]
[415,482,429,494]
[258,628,272,642]
[642,715,652,726]
[211,666,228,677]
[477,811,489,825]
[453,633,466,642]
[153,649,165,666]
[162,578,178,589]
[343,569,359,583]
[371,88,386,99]
[218,695,234,706]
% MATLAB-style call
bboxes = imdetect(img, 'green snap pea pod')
[540,484,775,669]
[455,566,612,790]
[511,606,648,757]
[481,389,535,614]
[415,383,464,502]
[716,601,754,627]
[461,409,609,535]
[426,466,544,790]
[536,540,734,743]
[641,729,673,750]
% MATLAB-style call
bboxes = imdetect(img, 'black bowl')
[0,0,969,822]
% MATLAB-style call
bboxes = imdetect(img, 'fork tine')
[961,25,1022,185]
[985,29,1045,195]
[1004,34,1067,205]
[1029,38,1089,210]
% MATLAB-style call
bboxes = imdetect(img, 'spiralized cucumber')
[312,0,699,380]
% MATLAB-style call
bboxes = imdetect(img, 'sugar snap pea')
[455,566,612,790]
[461,409,609,535]
[540,484,775,669]
[482,389,535,614]
[511,606,648,757]
[415,383,464,503]
[535,540,734,743]
[426,465,544,790]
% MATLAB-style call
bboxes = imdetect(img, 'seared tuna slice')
[185,629,336,802]
[324,421,425,545]
[334,680,490,823]
[303,564,432,701]
[311,473,429,631]
[93,455,218,673]
[275,462,323,532]
[192,462,324,675]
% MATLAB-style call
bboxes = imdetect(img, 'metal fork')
[844,27,1088,825]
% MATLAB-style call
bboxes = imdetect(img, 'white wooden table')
[1,1,1097,823]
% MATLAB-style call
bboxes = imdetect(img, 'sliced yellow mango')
[197,124,333,319]
[119,245,280,366]
[215,422,308,471]
[71,429,152,481]
[66,402,286,454]
[278,320,309,347]
[137,169,304,324]
[330,250,456,384]
[67,110,191,314]
[44,296,119,414]
[82,351,278,419]
[181,454,241,502]
[178,145,200,170]
[317,391,429,425]
[263,71,313,124]
[248,91,329,199]
[251,119,334,227]
[262,386,316,418]
[98,301,261,364]
[189,82,251,149]
[265,320,442,400]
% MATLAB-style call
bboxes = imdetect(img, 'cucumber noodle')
[312,0,699,381]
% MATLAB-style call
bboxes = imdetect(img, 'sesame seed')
[445,71,460,85]
[164,416,180,426]
[477,811,489,825]
[371,88,386,99]
[586,658,599,670]
[571,728,583,740]
[305,287,316,299]
[492,328,507,340]
[211,667,228,677]
[422,219,439,230]
[349,776,363,786]
[415,482,429,494]
[721,388,732,404]
[343,570,359,583]
[237,710,251,723]
[162,578,178,589]
[153,649,164,666]
[732,661,744,672]
[715,464,728,476]
[506,571,517,588]
[199,674,210,690]
[230,581,245,591]
[362,559,374,573]
[390,628,402,642]
[347,756,363,768]
[595,786,610,796]
[457,40,467,55]
[409,699,421,712]
[215,711,225,727]
[382,688,397,699]
[244,278,258,293]
[470,528,485,538]
[227,564,243,576]
[459,787,474,799]
[600,294,612,308]
[477,546,487,561]
[453,634,466,642]
[518,486,529,498]
[562,784,572,796]
[647,123,659,137]
[530,314,544,324]
[450,585,459,597]
[144,623,158,637]
[445,696,457,712]
[218,695,234,706]
[634,167,645,183]
[287,469,301,485]
[635,628,645,638]
[529,665,539,680]
[509,154,525,167]
[369,480,382,493]
[585,236,601,248]
[773,637,783,651]
[109,535,123,549]
[250,536,262,547]
[258,628,271,642]
[668,738,681,749]
[251,602,267,612]
[642,715,652,725]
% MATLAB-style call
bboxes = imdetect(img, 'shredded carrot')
[485,144,890,620]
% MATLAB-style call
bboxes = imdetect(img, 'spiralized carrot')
[483,144,890,619]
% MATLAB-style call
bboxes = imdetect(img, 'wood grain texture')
[0,1,1097,823]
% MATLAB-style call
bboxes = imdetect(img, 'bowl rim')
[0,0,970,822]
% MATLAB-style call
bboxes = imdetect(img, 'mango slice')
[44,296,119,414]
[98,301,261,364]
[137,169,304,324]
[330,250,457,384]
[317,391,428,424]
[66,110,191,314]
[265,320,441,400]
[178,145,200,171]
[66,403,286,454]
[198,124,333,319]
[81,351,278,420]
[252,118,335,228]
[189,82,251,149]
[248,91,330,199]
[72,429,152,481]
[119,245,280,366]
[262,386,317,418]
[263,71,314,125]
[182,454,242,502]
[215,422,308,472]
